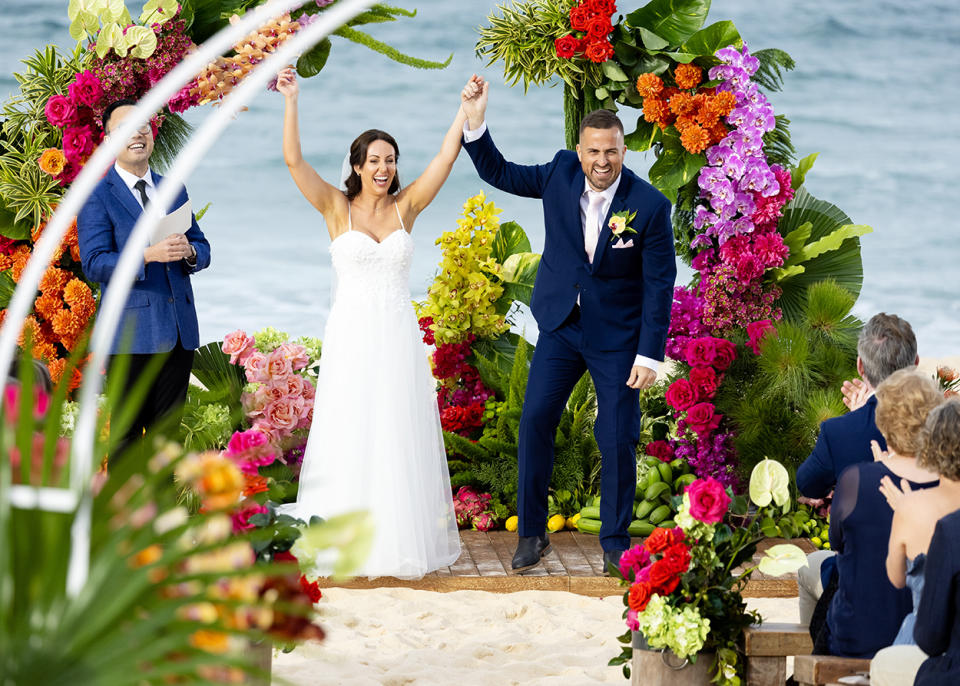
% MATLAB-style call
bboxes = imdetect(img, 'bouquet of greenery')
[610,459,807,685]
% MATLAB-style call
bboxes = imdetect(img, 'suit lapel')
[107,167,143,220]
[590,171,632,271]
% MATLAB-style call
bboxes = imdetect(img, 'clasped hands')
[144,233,193,264]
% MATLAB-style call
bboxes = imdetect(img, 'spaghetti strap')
[394,201,406,232]
[347,203,353,232]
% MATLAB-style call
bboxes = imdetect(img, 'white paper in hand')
[150,200,192,245]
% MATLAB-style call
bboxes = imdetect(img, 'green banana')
[580,506,601,520]
[657,461,673,484]
[658,519,676,529]
[644,481,671,502]
[674,473,696,492]
[634,500,655,520]
[576,517,602,535]
[648,504,671,524]
[628,520,656,536]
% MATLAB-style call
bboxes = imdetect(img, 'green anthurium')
[758,544,807,576]
[95,22,128,58]
[139,0,178,26]
[125,25,158,59]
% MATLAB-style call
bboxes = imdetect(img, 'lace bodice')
[329,225,413,309]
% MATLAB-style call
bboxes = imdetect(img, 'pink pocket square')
[612,238,634,249]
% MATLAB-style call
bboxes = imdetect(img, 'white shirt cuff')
[634,355,659,374]
[462,120,487,143]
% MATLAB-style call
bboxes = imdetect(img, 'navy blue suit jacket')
[78,166,211,355]
[796,395,887,499]
[463,129,676,357]
[915,508,960,686]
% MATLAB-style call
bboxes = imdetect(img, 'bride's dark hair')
[344,129,400,200]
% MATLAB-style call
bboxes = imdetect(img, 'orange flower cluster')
[190,13,301,106]
[38,148,67,177]
[636,66,737,154]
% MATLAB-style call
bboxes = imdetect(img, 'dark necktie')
[133,179,149,208]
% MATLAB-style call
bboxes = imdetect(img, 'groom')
[460,78,676,573]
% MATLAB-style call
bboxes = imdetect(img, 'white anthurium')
[749,458,791,508]
[68,0,133,41]
[139,0,178,26]
[758,543,808,576]
[95,22,128,58]
[126,25,159,59]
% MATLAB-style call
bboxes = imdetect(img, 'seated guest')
[797,313,919,624]
[817,369,940,657]
[871,398,960,686]
[914,505,960,686]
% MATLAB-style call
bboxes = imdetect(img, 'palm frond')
[751,48,795,93]
[763,114,796,168]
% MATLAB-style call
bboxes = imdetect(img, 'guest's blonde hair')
[918,398,960,479]
[874,368,942,456]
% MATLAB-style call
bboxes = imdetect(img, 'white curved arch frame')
[1,0,377,596]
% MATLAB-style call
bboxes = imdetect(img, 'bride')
[274,68,478,579]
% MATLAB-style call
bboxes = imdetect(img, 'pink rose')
[685,402,723,436]
[746,319,776,355]
[665,378,697,411]
[226,428,270,457]
[67,70,103,109]
[685,337,717,367]
[264,396,301,433]
[626,608,640,631]
[243,351,269,383]
[276,342,310,371]
[271,373,304,399]
[44,94,77,128]
[61,125,96,163]
[297,405,314,429]
[266,348,293,380]
[222,330,255,365]
[645,440,675,462]
[685,476,731,524]
[302,378,316,400]
[231,502,268,532]
[712,339,737,372]
[619,544,652,580]
[688,366,718,399]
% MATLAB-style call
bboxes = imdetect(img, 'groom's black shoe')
[603,549,624,576]
[511,534,551,573]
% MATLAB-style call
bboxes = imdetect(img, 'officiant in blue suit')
[460,78,676,574]
[78,98,210,462]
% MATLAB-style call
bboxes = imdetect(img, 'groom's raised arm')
[462,125,554,199]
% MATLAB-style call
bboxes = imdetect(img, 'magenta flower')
[686,476,731,524]
[44,94,77,128]
[68,70,104,109]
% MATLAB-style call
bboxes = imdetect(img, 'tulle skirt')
[282,293,460,579]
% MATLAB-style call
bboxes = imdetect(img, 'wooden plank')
[461,530,507,576]
[486,531,520,574]
[540,534,569,576]
[745,656,786,686]
[571,531,606,576]
[743,622,813,656]
[551,531,596,577]
[447,533,480,576]
[794,655,871,685]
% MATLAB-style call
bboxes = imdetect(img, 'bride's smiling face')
[354,140,397,195]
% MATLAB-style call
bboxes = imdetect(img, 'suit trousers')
[108,337,194,464]
[517,307,641,551]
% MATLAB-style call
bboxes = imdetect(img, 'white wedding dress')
[283,202,460,579]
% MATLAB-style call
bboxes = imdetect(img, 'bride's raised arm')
[398,79,477,219]
[277,67,344,227]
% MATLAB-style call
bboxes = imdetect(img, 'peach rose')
[266,348,293,380]
[271,373,304,399]
[276,342,310,371]
[243,352,269,383]
[222,330,255,365]
[264,397,301,433]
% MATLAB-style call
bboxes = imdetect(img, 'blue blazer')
[914,508,960,686]
[77,166,211,355]
[463,129,676,357]
[796,395,887,499]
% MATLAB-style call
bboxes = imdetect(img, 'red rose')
[685,337,717,367]
[689,365,718,399]
[583,39,615,63]
[659,574,680,595]
[665,378,697,411]
[588,0,617,16]
[44,94,77,128]
[61,125,96,163]
[569,5,594,31]
[628,581,653,612]
[299,574,323,603]
[554,35,581,59]
[713,339,737,372]
[645,439,674,462]
[643,527,673,555]
[685,402,722,436]
[661,542,691,576]
[585,15,613,39]
[648,559,679,594]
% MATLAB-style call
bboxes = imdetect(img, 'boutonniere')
[608,210,637,242]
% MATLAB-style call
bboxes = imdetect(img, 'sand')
[271,588,797,685]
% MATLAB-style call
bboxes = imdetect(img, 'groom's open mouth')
[592,165,612,180]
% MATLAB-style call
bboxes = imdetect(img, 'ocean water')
[1,1,958,355]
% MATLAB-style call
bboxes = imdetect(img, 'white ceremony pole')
[0,0,376,597]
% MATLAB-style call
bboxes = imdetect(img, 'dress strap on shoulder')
[347,203,353,232]
[394,200,406,232]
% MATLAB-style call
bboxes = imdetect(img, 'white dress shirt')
[113,162,156,208]
[463,121,659,374]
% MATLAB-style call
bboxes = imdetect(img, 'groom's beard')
[587,166,619,191]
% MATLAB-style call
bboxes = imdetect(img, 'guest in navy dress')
[820,369,941,657]
[915,502,960,686]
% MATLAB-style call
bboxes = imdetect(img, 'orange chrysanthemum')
[47,357,83,392]
[673,63,703,90]
[695,105,720,128]
[680,124,712,154]
[38,148,66,177]
[707,122,730,144]
[70,244,81,262]
[710,90,738,117]
[31,221,46,244]
[40,266,70,296]
[190,630,231,654]
[674,115,698,133]
[0,255,12,272]
[642,97,670,125]
[51,308,83,338]
[243,474,269,497]
[64,278,94,311]
[635,73,664,98]
[668,92,696,116]
[34,293,62,322]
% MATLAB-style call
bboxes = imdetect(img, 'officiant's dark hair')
[102,98,138,133]
[579,109,624,137]
[345,129,400,200]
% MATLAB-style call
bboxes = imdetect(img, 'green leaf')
[0,271,15,309]
[678,20,742,57]
[296,38,332,78]
[491,220,531,264]
[473,332,523,387]
[791,152,819,190]
[0,195,31,240]
[635,26,670,50]
[624,116,661,152]
[648,130,705,192]
[788,224,872,266]
[625,0,712,46]
[500,252,541,306]
[782,222,812,257]
[601,61,629,82]
[771,265,805,282]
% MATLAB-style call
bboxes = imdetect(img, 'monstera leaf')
[491,221,531,265]
[774,187,870,321]
[626,0,712,46]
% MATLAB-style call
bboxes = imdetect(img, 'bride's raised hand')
[276,66,299,98]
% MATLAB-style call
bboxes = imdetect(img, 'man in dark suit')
[78,98,210,462]
[795,312,918,625]
[460,78,676,573]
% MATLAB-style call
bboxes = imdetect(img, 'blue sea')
[2,1,958,355]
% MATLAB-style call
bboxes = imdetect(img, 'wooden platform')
[315,531,815,598]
